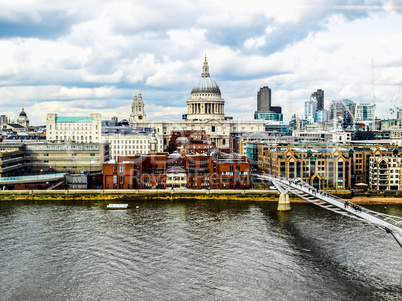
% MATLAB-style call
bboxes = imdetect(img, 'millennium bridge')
[256,175,402,249]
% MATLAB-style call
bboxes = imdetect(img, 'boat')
[107,204,129,209]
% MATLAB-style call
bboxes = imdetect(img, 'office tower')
[312,89,324,111]
[328,99,355,124]
[257,86,271,112]
[304,99,317,123]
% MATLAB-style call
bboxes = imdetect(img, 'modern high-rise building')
[257,86,271,112]
[311,89,324,111]
[304,99,317,123]
[328,99,355,124]
[315,110,327,123]
[354,103,376,126]
[254,86,282,121]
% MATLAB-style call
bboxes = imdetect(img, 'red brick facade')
[103,152,250,189]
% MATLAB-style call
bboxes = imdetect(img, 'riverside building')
[103,151,250,190]
[370,155,402,190]
[0,141,109,177]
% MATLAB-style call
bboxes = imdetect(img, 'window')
[44,153,49,156]
[90,153,95,156]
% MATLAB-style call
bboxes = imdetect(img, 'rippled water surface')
[1,199,402,300]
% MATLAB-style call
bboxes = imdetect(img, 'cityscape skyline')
[1,1,402,125]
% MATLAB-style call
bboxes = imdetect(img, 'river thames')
[1,199,401,300]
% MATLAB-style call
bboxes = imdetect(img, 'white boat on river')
[107,204,129,209]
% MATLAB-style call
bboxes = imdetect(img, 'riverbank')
[0,189,402,204]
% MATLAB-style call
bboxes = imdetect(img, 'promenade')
[0,189,401,204]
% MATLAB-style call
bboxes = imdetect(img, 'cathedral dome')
[191,55,221,94]
[19,104,27,117]
[191,77,221,94]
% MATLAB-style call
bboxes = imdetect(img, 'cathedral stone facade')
[129,56,265,149]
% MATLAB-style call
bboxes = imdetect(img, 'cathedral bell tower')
[129,90,146,125]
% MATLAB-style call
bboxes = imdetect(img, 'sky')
[1,0,402,125]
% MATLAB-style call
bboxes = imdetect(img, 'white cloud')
[1,1,401,125]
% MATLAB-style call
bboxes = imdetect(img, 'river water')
[0,199,401,300]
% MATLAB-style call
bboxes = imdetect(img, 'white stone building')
[46,113,102,143]
[102,129,163,160]
[292,128,352,143]
[381,118,402,130]
[46,113,163,159]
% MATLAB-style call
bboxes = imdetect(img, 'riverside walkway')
[257,174,402,249]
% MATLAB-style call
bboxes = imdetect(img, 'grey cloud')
[0,11,79,39]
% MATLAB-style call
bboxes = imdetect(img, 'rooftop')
[55,116,93,123]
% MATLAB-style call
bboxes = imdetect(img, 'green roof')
[55,116,93,123]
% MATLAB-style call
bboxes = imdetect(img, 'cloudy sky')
[1,0,402,125]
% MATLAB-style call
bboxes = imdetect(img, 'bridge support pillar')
[278,193,291,211]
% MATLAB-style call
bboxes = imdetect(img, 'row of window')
[54,124,98,130]
[113,145,148,149]
[52,135,98,141]
[108,139,151,144]
[42,153,96,157]
[42,159,95,164]
[26,145,100,151]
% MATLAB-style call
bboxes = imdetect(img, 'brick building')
[103,152,250,189]
[167,130,216,154]
[259,144,352,190]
